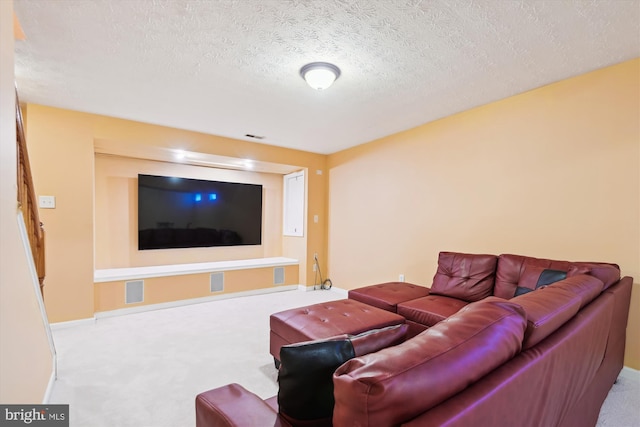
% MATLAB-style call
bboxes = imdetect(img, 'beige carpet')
[49,288,639,427]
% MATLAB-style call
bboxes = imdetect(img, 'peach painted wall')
[24,105,327,322]
[25,107,96,323]
[94,154,284,268]
[327,59,640,368]
[0,3,53,403]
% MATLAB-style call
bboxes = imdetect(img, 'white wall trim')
[94,285,299,319]
[49,286,346,325]
[17,212,58,386]
[50,317,96,330]
[94,257,299,283]
[42,364,56,404]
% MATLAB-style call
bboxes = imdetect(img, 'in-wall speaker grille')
[274,267,285,285]
[125,280,144,304]
[210,272,224,292]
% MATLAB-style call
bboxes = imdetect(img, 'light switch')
[39,195,56,209]
[313,214,319,223]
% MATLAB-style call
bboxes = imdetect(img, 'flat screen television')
[137,174,263,250]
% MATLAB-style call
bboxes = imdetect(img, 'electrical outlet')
[399,274,405,282]
[313,264,317,272]
[39,195,56,209]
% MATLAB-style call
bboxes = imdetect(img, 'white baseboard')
[18,213,58,404]
[621,366,640,381]
[51,286,349,325]
[42,361,56,404]
[94,285,299,319]
[297,285,348,296]
[50,317,96,330]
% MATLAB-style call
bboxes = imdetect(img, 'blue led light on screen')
[209,193,217,201]
[194,193,202,202]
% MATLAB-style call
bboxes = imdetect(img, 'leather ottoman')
[348,281,431,313]
[270,299,405,365]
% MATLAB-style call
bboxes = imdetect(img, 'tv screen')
[137,174,263,250]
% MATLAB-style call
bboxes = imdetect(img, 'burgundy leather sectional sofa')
[196,252,633,427]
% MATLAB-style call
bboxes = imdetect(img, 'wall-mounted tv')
[137,174,263,250]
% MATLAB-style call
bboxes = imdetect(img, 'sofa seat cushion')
[397,295,469,327]
[332,298,527,427]
[348,282,431,312]
[495,254,620,299]
[269,299,405,361]
[430,252,498,302]
[511,274,604,349]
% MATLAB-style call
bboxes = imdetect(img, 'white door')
[283,171,304,236]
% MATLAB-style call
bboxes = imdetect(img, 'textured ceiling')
[14,0,640,155]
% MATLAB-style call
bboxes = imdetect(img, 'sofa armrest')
[333,298,526,427]
[196,383,286,427]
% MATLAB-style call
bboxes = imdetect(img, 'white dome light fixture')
[300,62,341,90]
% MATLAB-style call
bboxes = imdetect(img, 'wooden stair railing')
[15,89,46,295]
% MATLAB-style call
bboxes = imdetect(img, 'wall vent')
[210,272,224,293]
[274,267,285,285]
[125,280,144,304]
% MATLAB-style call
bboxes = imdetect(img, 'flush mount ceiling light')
[300,62,341,90]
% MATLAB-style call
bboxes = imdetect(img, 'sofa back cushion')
[559,274,606,308]
[494,254,619,299]
[511,275,604,349]
[569,263,621,290]
[277,324,407,423]
[430,252,498,302]
[332,298,526,427]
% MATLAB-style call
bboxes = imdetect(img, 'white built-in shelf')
[94,257,299,283]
